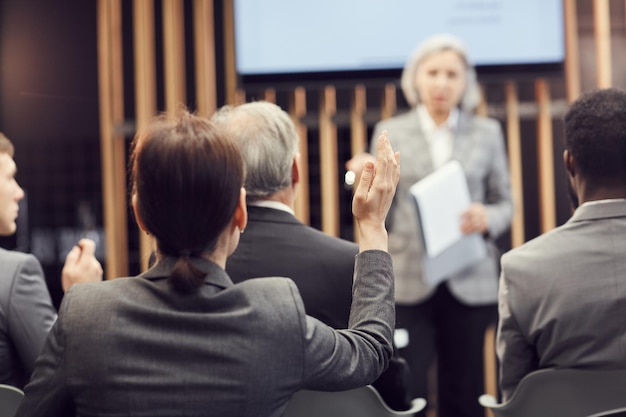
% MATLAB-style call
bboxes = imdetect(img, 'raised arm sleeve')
[300,250,395,390]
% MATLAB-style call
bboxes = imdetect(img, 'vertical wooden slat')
[476,84,488,117]
[133,0,157,271]
[483,324,497,417]
[319,86,339,236]
[222,0,238,105]
[290,87,310,224]
[564,0,581,102]
[193,0,217,117]
[594,0,612,88]
[350,85,367,242]
[264,88,276,103]
[505,81,525,247]
[97,0,128,279]
[350,85,367,155]
[478,84,497,417]
[235,89,246,105]
[162,0,186,112]
[381,83,397,120]
[535,79,556,233]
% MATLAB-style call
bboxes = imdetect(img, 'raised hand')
[352,131,400,252]
[62,238,103,292]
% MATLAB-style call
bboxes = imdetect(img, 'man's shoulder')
[247,209,358,255]
[0,248,34,263]
[0,248,40,278]
[501,224,569,273]
[300,225,359,254]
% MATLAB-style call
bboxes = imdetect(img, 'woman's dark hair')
[130,110,244,294]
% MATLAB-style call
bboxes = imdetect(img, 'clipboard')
[409,160,487,286]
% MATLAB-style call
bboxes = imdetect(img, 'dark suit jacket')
[227,206,413,410]
[16,252,394,417]
[0,248,56,388]
[227,206,356,328]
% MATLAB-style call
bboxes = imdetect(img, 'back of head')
[400,33,481,111]
[130,110,244,293]
[0,132,15,157]
[564,88,626,182]
[211,101,299,201]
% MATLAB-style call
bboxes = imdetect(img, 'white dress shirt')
[417,105,459,169]
[248,199,295,215]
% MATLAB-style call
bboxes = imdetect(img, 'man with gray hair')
[213,101,412,410]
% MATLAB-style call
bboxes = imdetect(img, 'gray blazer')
[16,250,394,417]
[371,110,512,305]
[0,248,56,388]
[496,200,626,400]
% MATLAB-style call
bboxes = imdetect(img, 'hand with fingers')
[352,131,400,253]
[62,238,104,292]
[460,202,488,235]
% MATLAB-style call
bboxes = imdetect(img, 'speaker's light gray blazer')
[497,200,626,400]
[16,250,394,417]
[0,248,56,388]
[371,110,512,305]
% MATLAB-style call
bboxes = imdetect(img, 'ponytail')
[169,254,206,294]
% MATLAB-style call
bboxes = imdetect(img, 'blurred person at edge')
[0,132,102,389]
[346,34,512,417]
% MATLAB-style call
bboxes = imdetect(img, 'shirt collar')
[580,198,626,207]
[416,105,459,136]
[248,199,295,215]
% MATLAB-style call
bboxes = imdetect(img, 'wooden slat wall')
[98,0,221,273]
[95,1,614,274]
[505,81,524,247]
[564,0,581,101]
[133,0,157,271]
[594,0,612,88]
[349,85,367,241]
[97,0,127,280]
[193,0,217,118]
[319,86,340,236]
[535,79,557,233]
[290,87,310,224]
[162,0,186,111]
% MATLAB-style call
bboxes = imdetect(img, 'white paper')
[409,161,470,257]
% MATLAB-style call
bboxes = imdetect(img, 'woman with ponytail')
[16,109,401,417]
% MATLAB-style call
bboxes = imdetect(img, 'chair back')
[284,384,426,417]
[586,406,626,417]
[479,368,626,417]
[0,384,24,417]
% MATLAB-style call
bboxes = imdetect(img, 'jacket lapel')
[398,114,433,182]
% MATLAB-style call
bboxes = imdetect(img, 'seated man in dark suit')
[497,88,626,400]
[212,101,412,410]
[0,132,102,388]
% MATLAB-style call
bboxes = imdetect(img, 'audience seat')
[284,384,426,417]
[479,368,626,417]
[0,384,24,417]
